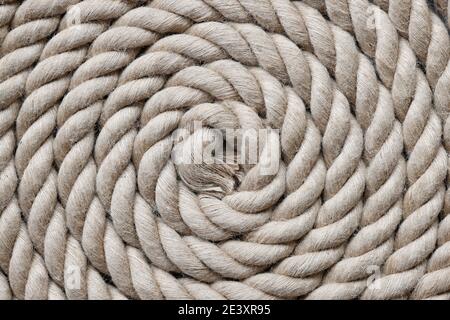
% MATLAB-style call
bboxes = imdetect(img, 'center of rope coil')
[170,102,281,198]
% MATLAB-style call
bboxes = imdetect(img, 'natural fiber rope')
[0,0,449,300]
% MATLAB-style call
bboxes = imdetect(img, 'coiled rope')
[0,0,449,300]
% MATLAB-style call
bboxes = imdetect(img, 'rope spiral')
[0,0,449,300]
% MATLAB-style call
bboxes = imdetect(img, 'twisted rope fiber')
[0,0,449,300]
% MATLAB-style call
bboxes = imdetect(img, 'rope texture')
[0,0,449,300]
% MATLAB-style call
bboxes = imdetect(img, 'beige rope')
[0,0,449,300]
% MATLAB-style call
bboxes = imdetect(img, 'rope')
[0,0,449,300]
